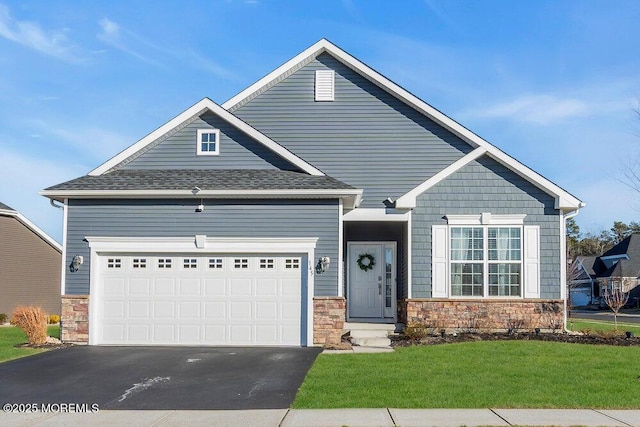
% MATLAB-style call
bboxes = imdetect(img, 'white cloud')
[96,17,233,77]
[25,118,134,162]
[0,4,84,63]
[98,17,119,39]
[97,17,156,64]
[471,94,592,125]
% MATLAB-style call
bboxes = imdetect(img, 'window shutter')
[432,225,448,298]
[523,225,540,298]
[315,70,334,101]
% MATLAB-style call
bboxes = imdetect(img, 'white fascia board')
[88,98,324,177]
[343,208,410,222]
[223,38,584,211]
[395,148,486,208]
[89,99,212,176]
[40,188,362,208]
[222,39,330,110]
[0,209,62,252]
[483,146,583,211]
[86,236,318,254]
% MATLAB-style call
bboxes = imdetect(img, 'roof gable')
[223,39,583,212]
[89,98,324,177]
[593,234,640,278]
[0,205,61,252]
[117,111,300,171]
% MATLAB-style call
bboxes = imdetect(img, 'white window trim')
[448,225,524,299]
[196,128,220,156]
[445,213,526,226]
[436,213,529,300]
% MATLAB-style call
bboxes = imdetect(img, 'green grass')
[569,319,640,335]
[294,341,640,409]
[0,325,60,363]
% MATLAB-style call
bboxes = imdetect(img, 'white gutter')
[564,202,586,333]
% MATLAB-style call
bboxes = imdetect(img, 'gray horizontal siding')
[121,112,299,171]
[65,199,339,296]
[412,155,561,299]
[233,53,473,208]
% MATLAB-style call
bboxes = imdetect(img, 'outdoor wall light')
[69,255,83,272]
[315,256,330,274]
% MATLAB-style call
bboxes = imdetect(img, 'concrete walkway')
[2,408,640,426]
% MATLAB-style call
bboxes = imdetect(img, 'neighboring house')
[0,202,62,317]
[569,256,597,307]
[42,39,583,346]
[571,234,640,308]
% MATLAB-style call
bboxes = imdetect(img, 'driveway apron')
[0,346,321,410]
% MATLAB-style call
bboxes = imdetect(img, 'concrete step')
[351,336,392,347]
[344,322,396,331]
[348,329,392,338]
[344,322,394,348]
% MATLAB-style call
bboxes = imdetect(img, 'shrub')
[0,313,7,324]
[403,323,431,341]
[48,314,60,324]
[11,306,48,345]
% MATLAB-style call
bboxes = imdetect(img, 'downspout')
[563,203,586,333]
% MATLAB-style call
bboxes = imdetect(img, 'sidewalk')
[2,408,640,427]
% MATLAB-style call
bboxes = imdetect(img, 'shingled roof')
[44,169,355,192]
[593,234,640,279]
[0,201,15,211]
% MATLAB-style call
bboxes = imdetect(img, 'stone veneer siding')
[313,297,346,346]
[61,295,89,344]
[400,299,564,332]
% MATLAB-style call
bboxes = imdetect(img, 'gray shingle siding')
[65,199,339,296]
[233,53,473,208]
[120,112,300,171]
[412,155,561,299]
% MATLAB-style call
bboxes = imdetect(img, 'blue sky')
[1,1,639,242]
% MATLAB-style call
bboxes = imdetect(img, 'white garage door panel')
[96,255,304,346]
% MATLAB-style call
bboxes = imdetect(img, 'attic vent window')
[196,129,220,156]
[315,70,334,101]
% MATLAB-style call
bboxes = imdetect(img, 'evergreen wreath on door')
[357,253,376,271]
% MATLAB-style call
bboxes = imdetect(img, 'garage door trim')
[86,236,318,346]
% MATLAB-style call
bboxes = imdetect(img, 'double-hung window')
[450,226,522,297]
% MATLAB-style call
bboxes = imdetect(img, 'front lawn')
[0,325,60,363]
[569,319,640,336]
[294,341,640,409]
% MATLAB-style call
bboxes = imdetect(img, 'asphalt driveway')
[0,346,321,410]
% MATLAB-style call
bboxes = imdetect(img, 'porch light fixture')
[315,256,330,274]
[195,199,204,213]
[69,254,83,272]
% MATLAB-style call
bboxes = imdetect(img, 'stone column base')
[313,297,346,346]
[61,295,89,344]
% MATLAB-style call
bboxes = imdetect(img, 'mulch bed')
[391,332,640,347]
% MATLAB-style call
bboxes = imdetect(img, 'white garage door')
[94,254,304,346]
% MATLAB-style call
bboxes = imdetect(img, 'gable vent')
[315,70,334,101]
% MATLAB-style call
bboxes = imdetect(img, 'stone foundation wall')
[400,299,564,332]
[313,297,346,346]
[61,295,89,344]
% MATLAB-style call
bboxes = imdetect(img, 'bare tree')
[602,278,630,330]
